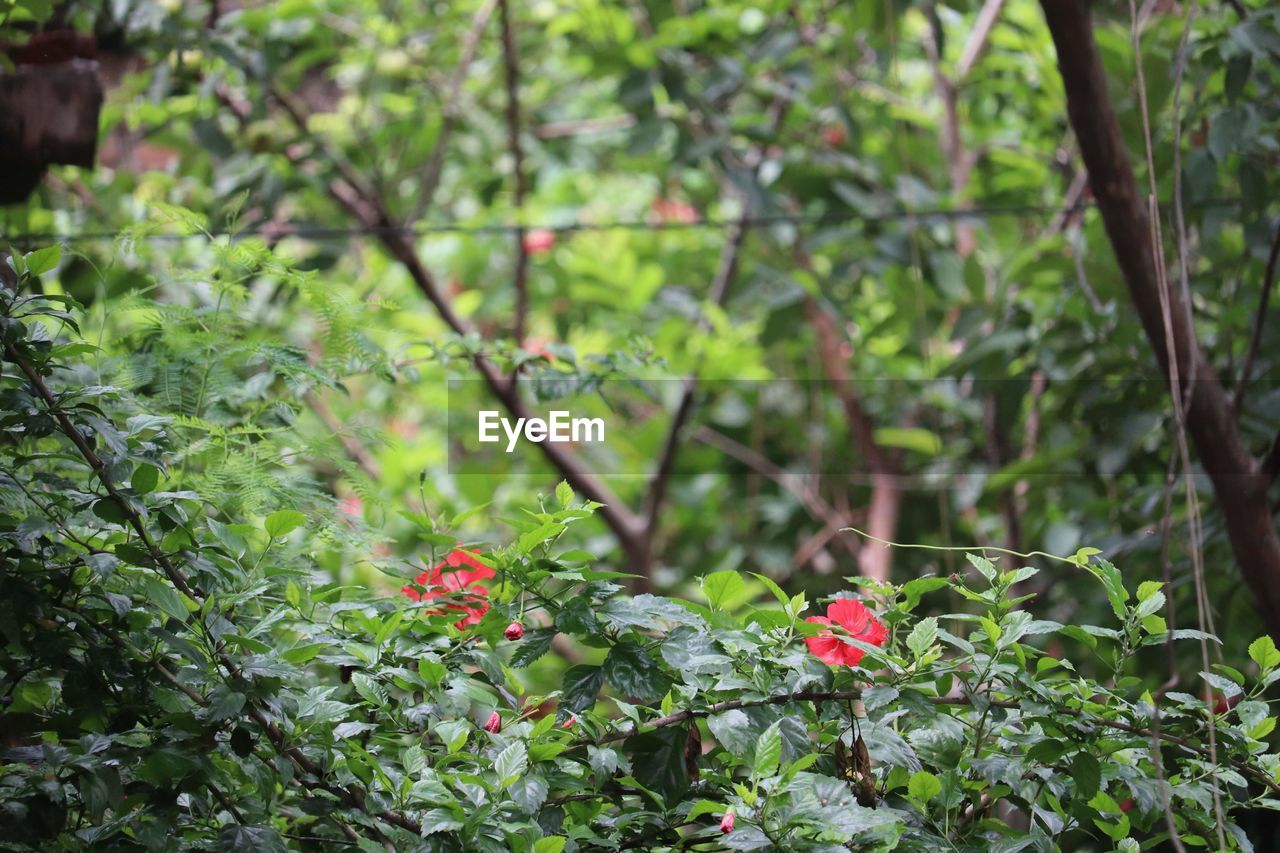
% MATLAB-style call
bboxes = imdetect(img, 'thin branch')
[692,425,854,548]
[409,0,500,224]
[535,115,635,139]
[955,0,1007,82]
[585,689,865,745]
[497,0,531,344]
[805,297,900,582]
[1234,218,1280,417]
[305,389,381,479]
[644,217,749,532]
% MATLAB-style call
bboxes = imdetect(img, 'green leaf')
[901,578,949,612]
[511,628,557,668]
[143,576,193,622]
[702,570,746,609]
[218,825,286,853]
[131,464,161,495]
[494,741,527,787]
[561,665,605,713]
[753,722,782,778]
[1249,635,1280,671]
[872,426,942,454]
[907,617,938,659]
[1071,752,1101,800]
[965,553,997,582]
[1088,559,1128,620]
[206,686,246,722]
[604,641,671,701]
[749,572,790,607]
[907,770,941,803]
[23,245,61,277]
[264,509,305,538]
[533,838,567,853]
[626,726,691,802]
[555,480,573,507]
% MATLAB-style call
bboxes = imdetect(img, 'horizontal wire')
[0,197,1245,245]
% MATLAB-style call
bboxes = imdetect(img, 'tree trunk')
[1039,0,1280,640]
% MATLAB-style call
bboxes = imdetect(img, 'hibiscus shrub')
[5,257,1280,851]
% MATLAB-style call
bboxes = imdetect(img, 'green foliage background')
[2,0,1280,849]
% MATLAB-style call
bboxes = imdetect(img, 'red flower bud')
[562,716,577,729]
[1119,798,1134,813]
[483,711,501,733]
[720,811,735,833]
[505,621,524,641]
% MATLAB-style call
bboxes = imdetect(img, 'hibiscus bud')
[720,810,735,833]
[949,573,960,582]
[505,621,524,641]
[562,716,577,729]
[483,711,501,733]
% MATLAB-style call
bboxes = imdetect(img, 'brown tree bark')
[1039,0,1280,639]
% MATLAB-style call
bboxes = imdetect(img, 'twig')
[692,425,855,554]
[497,0,531,344]
[409,0,500,224]
[304,389,381,479]
[584,689,865,745]
[805,298,900,581]
[1129,0,1223,842]
[955,0,1007,82]
[644,217,749,532]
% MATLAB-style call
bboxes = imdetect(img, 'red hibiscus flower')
[402,548,494,629]
[804,598,888,667]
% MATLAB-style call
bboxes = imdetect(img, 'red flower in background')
[804,598,888,667]
[402,548,494,628]
[523,228,556,256]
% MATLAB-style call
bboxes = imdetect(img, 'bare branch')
[805,298,901,582]
[644,218,749,532]
[955,0,1006,82]
[498,0,531,344]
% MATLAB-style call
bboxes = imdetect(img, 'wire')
[0,197,1245,245]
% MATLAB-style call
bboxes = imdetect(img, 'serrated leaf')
[561,665,604,713]
[494,741,527,786]
[1249,636,1280,671]
[753,722,782,778]
[907,617,937,659]
[908,770,941,803]
[604,641,670,701]
[23,245,61,277]
[510,628,557,667]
